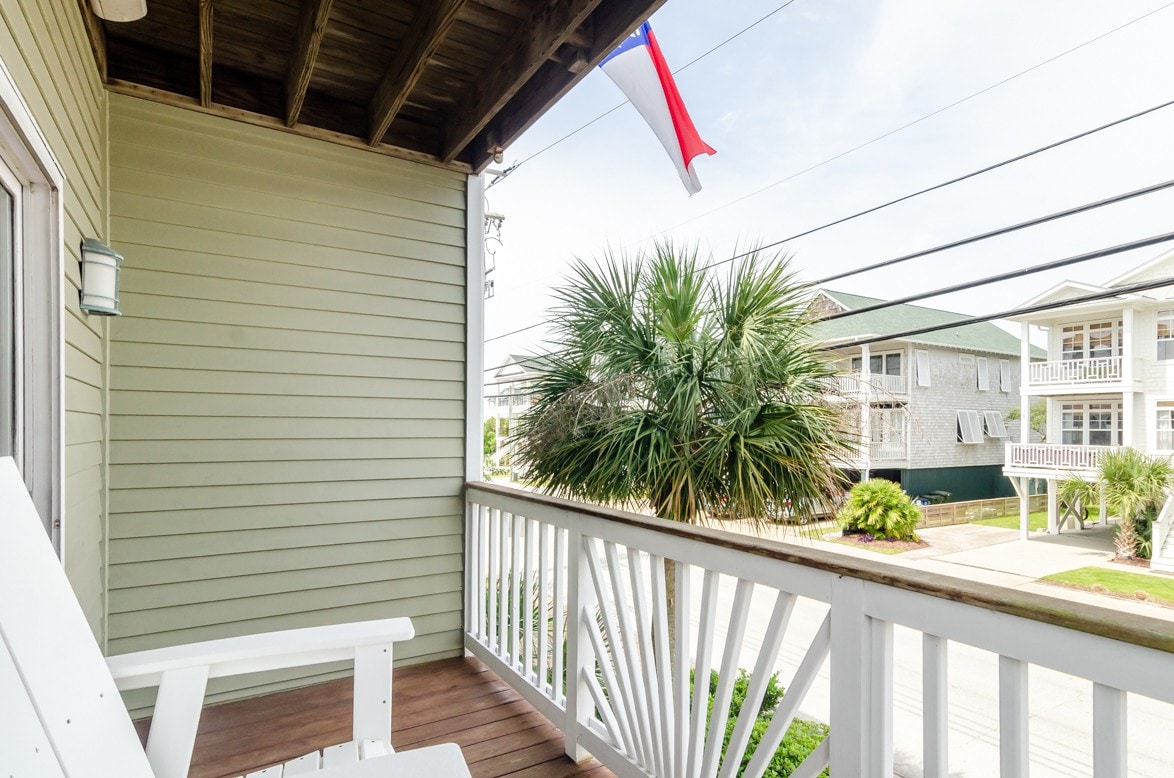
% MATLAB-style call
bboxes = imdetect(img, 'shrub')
[836,478,921,541]
[694,668,829,777]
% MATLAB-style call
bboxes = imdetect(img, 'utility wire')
[487,1,800,190]
[822,231,1174,322]
[648,2,1174,241]
[483,176,1174,346]
[698,98,1174,274]
[821,270,1174,352]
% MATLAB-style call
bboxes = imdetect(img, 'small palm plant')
[1098,448,1172,560]
[836,478,921,542]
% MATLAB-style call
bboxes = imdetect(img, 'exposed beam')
[464,0,669,171]
[441,0,603,164]
[285,0,333,127]
[367,0,466,146]
[74,0,107,82]
[199,0,213,107]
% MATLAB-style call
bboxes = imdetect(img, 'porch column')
[1122,309,1134,450]
[860,344,871,480]
[1121,391,1135,449]
[1046,478,1059,534]
[1019,478,1030,541]
[465,173,486,482]
[1019,323,1031,442]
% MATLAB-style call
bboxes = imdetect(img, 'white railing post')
[563,528,593,762]
[830,575,874,776]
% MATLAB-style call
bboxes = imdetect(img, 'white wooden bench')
[0,456,471,777]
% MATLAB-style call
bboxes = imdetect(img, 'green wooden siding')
[0,0,109,638]
[106,95,468,710]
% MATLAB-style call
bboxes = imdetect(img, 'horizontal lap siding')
[106,95,468,712]
[0,1,108,637]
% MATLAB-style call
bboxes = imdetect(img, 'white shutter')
[957,410,983,443]
[976,357,990,391]
[983,410,1008,438]
[999,359,1011,392]
[915,349,930,387]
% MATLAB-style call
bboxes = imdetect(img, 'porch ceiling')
[78,0,666,171]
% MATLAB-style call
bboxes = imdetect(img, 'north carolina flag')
[600,22,715,195]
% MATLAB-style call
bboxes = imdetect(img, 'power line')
[820,265,1174,352]
[645,2,1174,241]
[483,176,1174,346]
[822,230,1174,322]
[486,1,800,190]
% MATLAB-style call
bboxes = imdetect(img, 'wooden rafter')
[367,0,466,146]
[285,0,334,127]
[441,0,603,164]
[198,0,213,108]
[74,0,107,82]
[465,0,668,171]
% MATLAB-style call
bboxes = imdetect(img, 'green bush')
[694,669,829,777]
[836,478,921,541]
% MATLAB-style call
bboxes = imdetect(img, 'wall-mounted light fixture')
[79,239,123,316]
[91,0,147,22]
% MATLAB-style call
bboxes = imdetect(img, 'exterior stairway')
[1151,494,1174,573]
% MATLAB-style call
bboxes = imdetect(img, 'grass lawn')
[973,511,1049,531]
[1043,566,1174,606]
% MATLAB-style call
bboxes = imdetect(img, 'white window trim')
[0,57,64,554]
[914,349,930,387]
[957,409,983,444]
[976,356,990,391]
[999,359,1011,392]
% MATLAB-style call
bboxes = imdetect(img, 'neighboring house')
[1003,248,1174,568]
[0,0,664,713]
[811,289,1041,501]
[484,353,551,465]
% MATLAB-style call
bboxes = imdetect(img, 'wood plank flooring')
[137,655,614,778]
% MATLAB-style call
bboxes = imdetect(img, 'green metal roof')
[811,290,1042,358]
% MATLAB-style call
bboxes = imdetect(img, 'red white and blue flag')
[600,22,715,195]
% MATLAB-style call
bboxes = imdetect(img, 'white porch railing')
[464,483,1173,777]
[1005,443,1113,472]
[869,440,908,462]
[1152,493,1174,573]
[1029,356,1123,386]
[836,372,907,396]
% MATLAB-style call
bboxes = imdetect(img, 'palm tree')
[516,242,852,527]
[1060,447,1173,560]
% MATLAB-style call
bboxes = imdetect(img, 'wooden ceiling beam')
[285,0,334,127]
[440,0,603,164]
[367,0,467,146]
[198,0,213,107]
[464,0,669,171]
[74,0,107,82]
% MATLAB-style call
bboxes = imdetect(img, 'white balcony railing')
[1005,443,1114,473]
[836,372,908,396]
[1029,356,1123,386]
[869,440,908,462]
[465,483,1172,777]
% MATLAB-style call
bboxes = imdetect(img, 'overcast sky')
[481,0,1174,366]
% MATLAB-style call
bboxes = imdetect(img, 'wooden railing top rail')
[466,481,1174,654]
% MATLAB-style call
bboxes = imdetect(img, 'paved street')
[690,520,1174,776]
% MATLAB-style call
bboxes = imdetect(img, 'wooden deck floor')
[147,655,614,778]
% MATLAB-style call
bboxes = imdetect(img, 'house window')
[1061,326,1084,361]
[983,411,1008,438]
[1158,311,1174,360]
[1062,321,1121,360]
[999,359,1011,392]
[956,410,983,444]
[1157,403,1174,450]
[0,66,63,545]
[1061,402,1122,447]
[915,349,930,387]
[976,357,990,391]
[851,352,902,376]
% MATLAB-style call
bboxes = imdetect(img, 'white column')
[860,345,871,480]
[1122,307,1134,384]
[1019,322,1032,442]
[465,173,486,483]
[1019,478,1030,541]
[1121,392,1134,449]
[1047,478,1059,535]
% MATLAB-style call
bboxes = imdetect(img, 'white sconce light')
[91,0,146,23]
[79,239,123,316]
